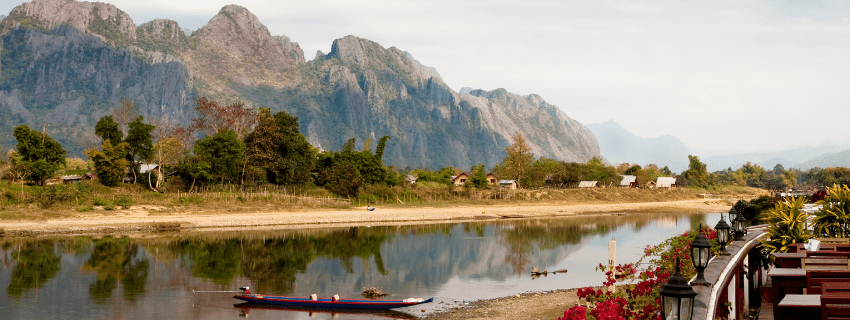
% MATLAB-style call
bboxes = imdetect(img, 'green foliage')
[35,185,78,209]
[822,168,850,187]
[13,124,67,185]
[733,195,775,224]
[678,155,709,188]
[813,184,850,238]
[115,195,131,209]
[95,116,123,145]
[86,141,130,187]
[469,163,488,188]
[375,136,391,160]
[760,197,813,260]
[325,163,364,197]
[412,167,454,185]
[125,116,155,163]
[191,130,245,184]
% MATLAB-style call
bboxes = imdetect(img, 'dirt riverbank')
[0,198,734,237]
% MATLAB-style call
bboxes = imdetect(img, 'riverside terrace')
[683,225,850,320]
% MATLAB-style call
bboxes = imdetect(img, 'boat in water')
[232,287,433,311]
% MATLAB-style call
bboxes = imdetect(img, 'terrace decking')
[692,227,850,320]
[757,246,850,320]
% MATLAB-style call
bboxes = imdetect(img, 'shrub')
[77,206,92,212]
[92,197,109,206]
[115,195,131,209]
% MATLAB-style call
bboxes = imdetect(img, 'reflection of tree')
[81,237,149,303]
[241,228,390,293]
[58,237,93,257]
[180,240,243,285]
[497,213,690,274]
[7,240,61,297]
[172,228,392,294]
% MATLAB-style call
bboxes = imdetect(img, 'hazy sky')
[2,0,849,157]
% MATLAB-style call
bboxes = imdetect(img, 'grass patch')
[115,195,131,209]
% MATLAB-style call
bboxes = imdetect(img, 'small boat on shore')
[233,287,433,310]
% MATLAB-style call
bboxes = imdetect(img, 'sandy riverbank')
[0,198,732,237]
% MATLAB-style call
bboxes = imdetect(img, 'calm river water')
[0,212,721,319]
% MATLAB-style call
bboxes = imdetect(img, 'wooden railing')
[692,225,769,320]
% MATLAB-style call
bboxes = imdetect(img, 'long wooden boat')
[233,303,418,319]
[232,288,433,310]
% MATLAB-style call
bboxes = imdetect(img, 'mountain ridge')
[0,0,601,169]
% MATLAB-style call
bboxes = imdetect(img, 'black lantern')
[733,211,747,241]
[690,227,711,286]
[714,214,731,256]
[728,207,738,223]
[659,258,698,320]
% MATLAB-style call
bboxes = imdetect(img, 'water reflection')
[6,240,60,298]
[0,212,714,319]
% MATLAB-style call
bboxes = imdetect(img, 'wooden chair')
[821,294,850,320]
[803,258,850,270]
[824,282,850,296]
[808,251,850,258]
[807,270,850,294]
[817,238,850,244]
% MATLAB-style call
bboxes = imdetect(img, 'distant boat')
[233,288,433,310]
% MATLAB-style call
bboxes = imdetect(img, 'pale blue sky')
[2,0,849,156]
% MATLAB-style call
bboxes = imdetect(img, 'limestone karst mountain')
[0,0,601,169]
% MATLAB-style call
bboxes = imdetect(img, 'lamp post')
[659,258,697,320]
[733,211,747,241]
[690,228,711,286]
[728,207,738,223]
[714,215,731,256]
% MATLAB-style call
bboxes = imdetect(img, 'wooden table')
[776,294,822,320]
[774,252,806,268]
[768,268,807,314]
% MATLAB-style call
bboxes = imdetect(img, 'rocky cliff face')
[0,0,601,169]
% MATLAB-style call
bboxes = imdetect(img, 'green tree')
[499,133,534,188]
[244,108,283,184]
[124,116,154,184]
[325,163,363,197]
[95,115,123,145]
[272,111,316,185]
[13,125,67,185]
[193,130,245,184]
[85,140,131,187]
[679,155,709,187]
[469,163,488,188]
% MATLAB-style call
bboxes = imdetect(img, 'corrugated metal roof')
[619,175,637,186]
[578,181,598,188]
[140,164,159,173]
[499,180,516,184]
[656,177,677,188]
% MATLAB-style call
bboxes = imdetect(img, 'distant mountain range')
[702,145,850,172]
[0,0,601,169]
[586,120,691,172]
[586,120,850,173]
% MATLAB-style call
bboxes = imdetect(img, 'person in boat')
[239,286,250,294]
